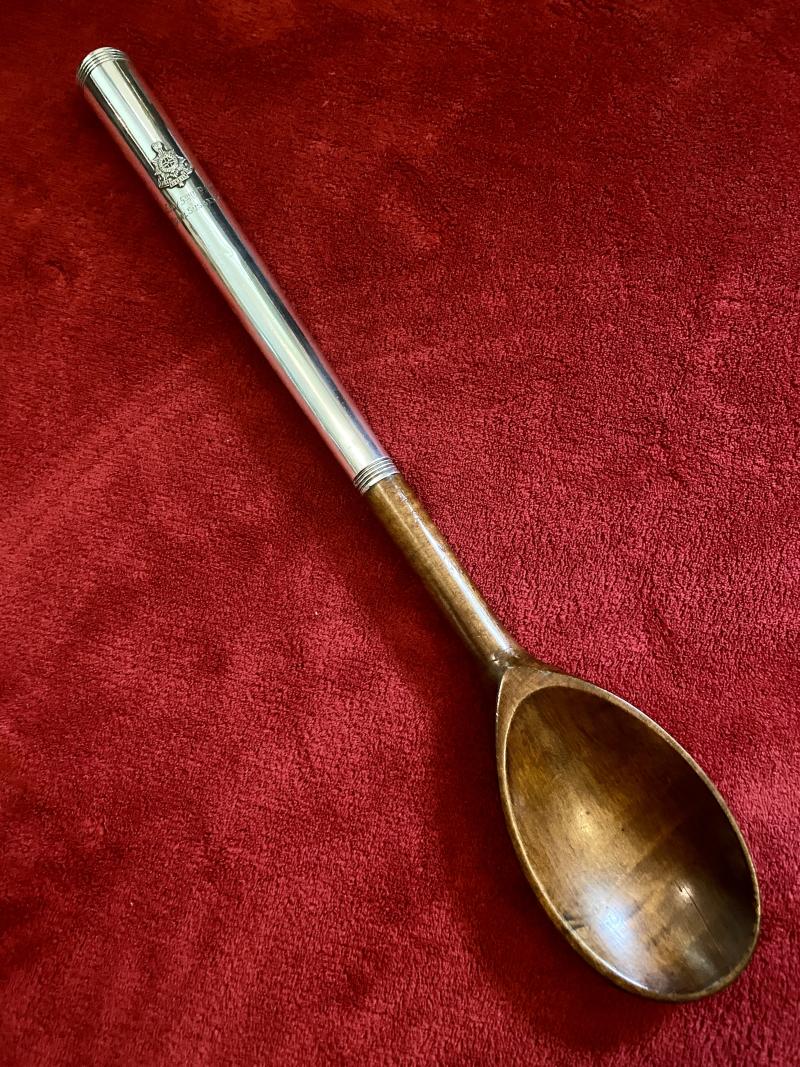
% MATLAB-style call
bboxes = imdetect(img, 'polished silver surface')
[78,47,398,488]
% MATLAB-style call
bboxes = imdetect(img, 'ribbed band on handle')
[353,458,400,494]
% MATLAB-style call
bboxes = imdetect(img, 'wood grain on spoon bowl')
[497,661,760,1000]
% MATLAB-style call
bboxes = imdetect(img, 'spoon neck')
[365,474,525,679]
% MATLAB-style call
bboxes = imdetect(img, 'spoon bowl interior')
[496,663,760,1000]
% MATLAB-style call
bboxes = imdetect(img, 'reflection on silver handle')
[77,47,397,492]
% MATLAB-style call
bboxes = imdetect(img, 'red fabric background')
[1,1,798,1063]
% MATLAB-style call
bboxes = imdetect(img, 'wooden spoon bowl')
[369,476,760,999]
[497,661,760,1000]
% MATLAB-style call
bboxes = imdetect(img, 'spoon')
[78,48,760,1000]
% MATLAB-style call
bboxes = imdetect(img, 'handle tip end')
[77,47,128,88]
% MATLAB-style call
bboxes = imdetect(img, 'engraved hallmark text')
[171,190,216,220]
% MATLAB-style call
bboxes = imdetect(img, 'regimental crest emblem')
[151,141,193,189]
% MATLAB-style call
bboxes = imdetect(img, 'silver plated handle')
[77,47,397,492]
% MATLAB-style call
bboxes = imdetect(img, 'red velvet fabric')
[2,2,798,1063]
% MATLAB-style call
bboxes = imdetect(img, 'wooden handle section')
[366,475,524,677]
